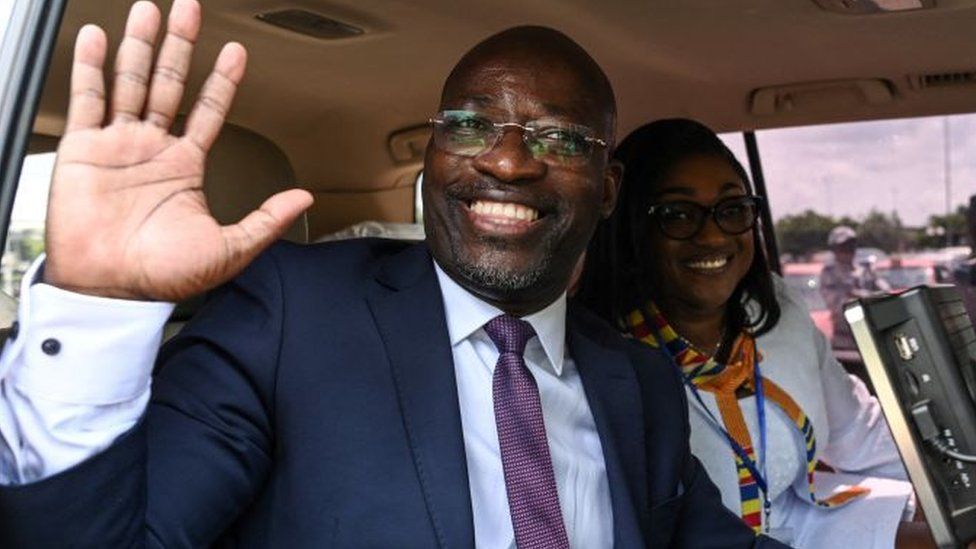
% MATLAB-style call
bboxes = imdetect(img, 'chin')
[451,245,553,294]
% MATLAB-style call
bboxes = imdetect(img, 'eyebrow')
[450,96,593,126]
[655,181,745,198]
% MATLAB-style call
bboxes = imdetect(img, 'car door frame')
[0,0,66,253]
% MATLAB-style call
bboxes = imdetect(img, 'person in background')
[819,225,889,350]
[577,118,924,548]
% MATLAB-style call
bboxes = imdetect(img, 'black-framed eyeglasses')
[647,195,763,240]
[428,109,608,166]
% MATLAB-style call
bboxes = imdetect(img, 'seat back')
[203,123,307,243]
[164,123,305,341]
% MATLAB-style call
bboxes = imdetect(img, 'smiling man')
[423,30,619,317]
[0,1,783,547]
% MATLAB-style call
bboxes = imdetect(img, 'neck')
[657,299,726,354]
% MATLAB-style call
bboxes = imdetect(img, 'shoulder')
[751,273,819,338]
[264,238,419,277]
[770,273,806,314]
[569,305,671,370]
[230,238,422,293]
[569,303,686,409]
[182,238,423,328]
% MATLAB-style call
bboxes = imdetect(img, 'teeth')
[470,200,539,223]
[687,257,729,270]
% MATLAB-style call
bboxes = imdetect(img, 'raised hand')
[43,0,313,301]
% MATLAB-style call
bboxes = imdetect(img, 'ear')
[599,159,624,219]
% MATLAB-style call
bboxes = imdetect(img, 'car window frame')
[0,0,66,254]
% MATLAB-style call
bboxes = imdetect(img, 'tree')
[774,210,838,258]
[857,210,904,252]
[922,205,969,248]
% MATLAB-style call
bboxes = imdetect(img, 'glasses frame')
[647,194,764,241]
[428,109,608,162]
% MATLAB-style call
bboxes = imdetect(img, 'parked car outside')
[875,255,951,291]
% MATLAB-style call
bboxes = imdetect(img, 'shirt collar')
[433,260,567,376]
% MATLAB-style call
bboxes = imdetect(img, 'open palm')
[43,0,312,301]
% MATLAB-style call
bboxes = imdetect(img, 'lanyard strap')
[657,333,772,531]
[671,346,769,493]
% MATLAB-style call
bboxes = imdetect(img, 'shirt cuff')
[0,255,175,404]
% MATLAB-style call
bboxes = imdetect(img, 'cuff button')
[41,338,61,355]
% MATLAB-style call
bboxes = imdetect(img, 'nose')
[693,213,730,247]
[471,126,547,183]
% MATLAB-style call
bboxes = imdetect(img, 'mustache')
[444,178,559,212]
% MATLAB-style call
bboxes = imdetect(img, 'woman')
[577,119,920,547]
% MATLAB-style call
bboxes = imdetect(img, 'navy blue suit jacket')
[0,240,787,548]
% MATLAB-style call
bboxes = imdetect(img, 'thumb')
[220,188,314,267]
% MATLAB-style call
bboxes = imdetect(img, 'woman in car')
[576,118,920,548]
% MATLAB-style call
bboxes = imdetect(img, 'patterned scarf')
[626,302,869,533]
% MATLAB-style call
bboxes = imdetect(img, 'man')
[819,225,888,350]
[0,1,783,546]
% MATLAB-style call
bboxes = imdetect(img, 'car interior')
[25,0,976,242]
[1,0,976,543]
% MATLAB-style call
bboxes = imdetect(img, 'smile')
[684,255,731,272]
[469,200,540,223]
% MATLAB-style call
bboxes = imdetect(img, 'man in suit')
[0,0,785,546]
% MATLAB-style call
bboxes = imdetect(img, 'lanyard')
[657,335,772,531]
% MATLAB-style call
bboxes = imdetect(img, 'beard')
[448,233,556,293]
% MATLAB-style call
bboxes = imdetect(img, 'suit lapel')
[568,309,648,547]
[365,244,474,549]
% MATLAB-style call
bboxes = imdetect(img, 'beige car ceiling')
[31,0,976,238]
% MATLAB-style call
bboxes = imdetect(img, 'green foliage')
[774,210,838,257]
[858,210,904,252]
[775,209,912,257]
[920,205,969,248]
[18,234,44,262]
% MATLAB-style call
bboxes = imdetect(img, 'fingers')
[184,42,247,152]
[65,25,108,133]
[74,0,237,136]
[221,189,314,268]
[145,0,201,129]
[110,1,161,123]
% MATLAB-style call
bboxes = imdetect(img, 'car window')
[718,133,750,174]
[762,113,976,349]
[1,151,52,297]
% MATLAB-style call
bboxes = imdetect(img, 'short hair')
[575,118,781,340]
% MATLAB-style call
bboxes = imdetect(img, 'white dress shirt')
[434,264,612,549]
[0,256,613,548]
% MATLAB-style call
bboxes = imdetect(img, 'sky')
[719,113,976,227]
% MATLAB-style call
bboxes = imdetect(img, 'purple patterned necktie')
[484,315,570,549]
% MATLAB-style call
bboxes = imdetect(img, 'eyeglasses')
[647,195,763,240]
[428,109,608,166]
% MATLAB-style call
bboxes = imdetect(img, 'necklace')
[677,326,726,357]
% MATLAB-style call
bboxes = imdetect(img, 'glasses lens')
[714,197,759,234]
[527,125,593,164]
[433,110,495,156]
[654,202,705,239]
